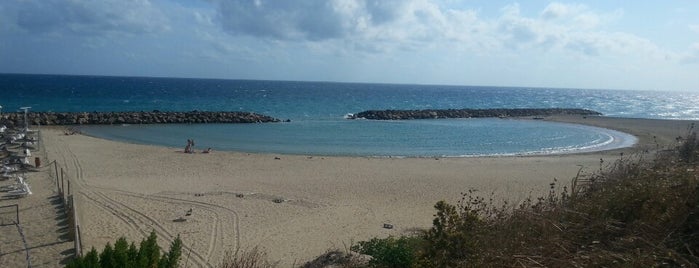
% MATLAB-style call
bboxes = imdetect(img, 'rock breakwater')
[0,111,281,126]
[348,108,601,120]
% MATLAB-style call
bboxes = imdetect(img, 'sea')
[2,73,698,157]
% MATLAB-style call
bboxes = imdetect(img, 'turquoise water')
[3,73,690,157]
[80,119,635,157]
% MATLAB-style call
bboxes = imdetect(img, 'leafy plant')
[219,246,276,268]
[351,236,420,268]
[65,231,182,268]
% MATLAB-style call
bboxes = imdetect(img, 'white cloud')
[208,1,666,61]
[2,0,696,90]
[193,11,215,27]
[4,0,170,36]
[690,24,699,34]
[498,4,540,46]
[681,43,699,64]
[541,2,572,19]
[214,0,346,40]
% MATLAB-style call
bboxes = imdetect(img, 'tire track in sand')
[52,138,143,237]
[100,189,240,261]
[140,191,240,257]
[56,139,214,268]
[95,190,216,268]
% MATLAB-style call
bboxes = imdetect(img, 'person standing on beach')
[185,139,192,153]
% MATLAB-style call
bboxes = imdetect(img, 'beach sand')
[23,116,697,267]
[0,136,73,267]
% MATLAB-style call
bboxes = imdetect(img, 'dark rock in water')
[347,108,602,120]
[0,111,281,126]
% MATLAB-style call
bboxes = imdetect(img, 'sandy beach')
[13,116,695,267]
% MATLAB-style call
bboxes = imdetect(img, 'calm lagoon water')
[80,118,636,157]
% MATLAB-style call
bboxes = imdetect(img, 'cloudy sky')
[1,0,698,91]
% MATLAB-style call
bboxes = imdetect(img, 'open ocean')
[2,73,697,157]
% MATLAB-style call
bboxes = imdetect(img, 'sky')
[1,0,698,91]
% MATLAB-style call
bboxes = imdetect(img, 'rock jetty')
[347,108,601,120]
[0,111,281,126]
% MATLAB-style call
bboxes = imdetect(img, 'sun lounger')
[1,165,18,173]
[21,142,36,150]
[3,186,31,198]
[0,177,27,192]
[1,178,30,198]
[1,171,14,180]
[6,185,30,195]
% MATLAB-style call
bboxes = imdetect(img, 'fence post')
[61,168,65,201]
[54,161,59,191]
[60,168,64,193]
[68,195,75,240]
[76,225,83,257]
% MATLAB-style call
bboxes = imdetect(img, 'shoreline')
[76,116,638,158]
[545,115,695,151]
[37,116,698,266]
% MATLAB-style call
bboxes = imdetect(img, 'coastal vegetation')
[65,231,182,268]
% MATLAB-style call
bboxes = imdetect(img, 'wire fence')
[3,123,84,265]
[0,204,31,268]
[0,204,19,226]
[52,156,83,258]
[38,126,84,258]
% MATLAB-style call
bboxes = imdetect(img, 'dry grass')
[452,129,699,267]
[219,246,278,268]
[301,249,370,268]
[470,154,698,267]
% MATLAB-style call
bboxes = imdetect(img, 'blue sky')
[1,0,698,91]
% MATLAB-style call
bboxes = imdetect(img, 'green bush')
[418,200,481,267]
[66,231,182,268]
[351,236,421,268]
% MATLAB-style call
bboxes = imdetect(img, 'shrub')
[417,200,481,267]
[351,236,421,268]
[65,231,182,268]
[219,246,276,268]
[159,234,183,268]
[678,124,698,162]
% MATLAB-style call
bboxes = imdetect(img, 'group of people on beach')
[184,138,211,154]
